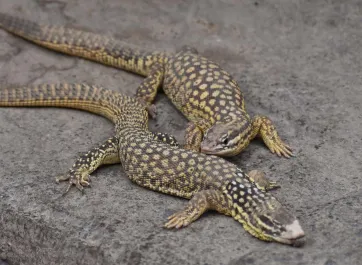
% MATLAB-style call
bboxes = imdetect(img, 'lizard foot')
[146,104,157,119]
[247,170,280,191]
[267,136,293,158]
[164,211,194,229]
[252,115,294,158]
[55,169,91,194]
[137,98,157,119]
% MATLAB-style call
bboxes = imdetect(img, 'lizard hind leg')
[251,115,294,158]
[164,190,231,229]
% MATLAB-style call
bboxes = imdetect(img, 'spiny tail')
[0,13,165,76]
[0,83,140,124]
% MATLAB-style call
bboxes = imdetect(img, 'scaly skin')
[0,13,293,158]
[0,83,304,245]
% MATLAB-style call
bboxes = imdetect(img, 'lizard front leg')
[56,136,120,193]
[251,115,293,158]
[183,122,203,152]
[57,132,180,193]
[247,170,280,191]
[164,190,231,229]
[135,63,165,118]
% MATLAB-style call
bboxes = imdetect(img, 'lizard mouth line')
[200,145,237,156]
[275,233,306,246]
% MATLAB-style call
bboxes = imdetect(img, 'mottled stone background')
[0,0,361,264]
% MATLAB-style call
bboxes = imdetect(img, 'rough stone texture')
[0,0,361,264]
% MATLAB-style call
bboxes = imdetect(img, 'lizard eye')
[221,135,229,145]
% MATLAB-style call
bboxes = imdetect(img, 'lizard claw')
[164,211,192,229]
[56,170,91,195]
[268,138,294,158]
[137,98,157,119]
[254,116,294,158]
[146,104,157,119]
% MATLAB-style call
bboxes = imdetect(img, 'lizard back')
[163,51,247,129]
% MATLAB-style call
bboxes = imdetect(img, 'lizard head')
[200,117,253,156]
[224,176,305,246]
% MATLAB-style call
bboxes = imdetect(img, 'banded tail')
[0,83,140,123]
[0,13,165,76]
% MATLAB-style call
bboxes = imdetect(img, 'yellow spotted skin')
[0,13,293,158]
[0,83,303,245]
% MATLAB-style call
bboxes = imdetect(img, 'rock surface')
[0,0,361,264]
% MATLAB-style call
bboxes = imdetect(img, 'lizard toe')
[164,212,191,229]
